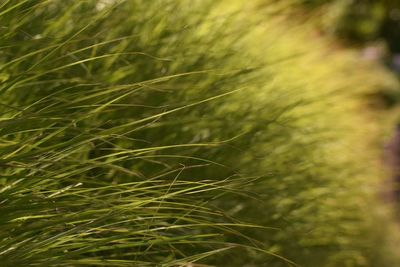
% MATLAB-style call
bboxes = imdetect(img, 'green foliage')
[0,0,399,266]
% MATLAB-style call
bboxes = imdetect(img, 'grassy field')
[0,1,400,266]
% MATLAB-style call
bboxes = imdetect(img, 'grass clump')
[0,1,399,266]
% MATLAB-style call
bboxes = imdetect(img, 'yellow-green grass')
[0,1,399,266]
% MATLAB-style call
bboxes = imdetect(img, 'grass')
[0,0,400,266]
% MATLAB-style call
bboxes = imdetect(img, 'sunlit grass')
[0,0,399,266]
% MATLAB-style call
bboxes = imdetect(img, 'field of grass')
[1,1,400,266]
